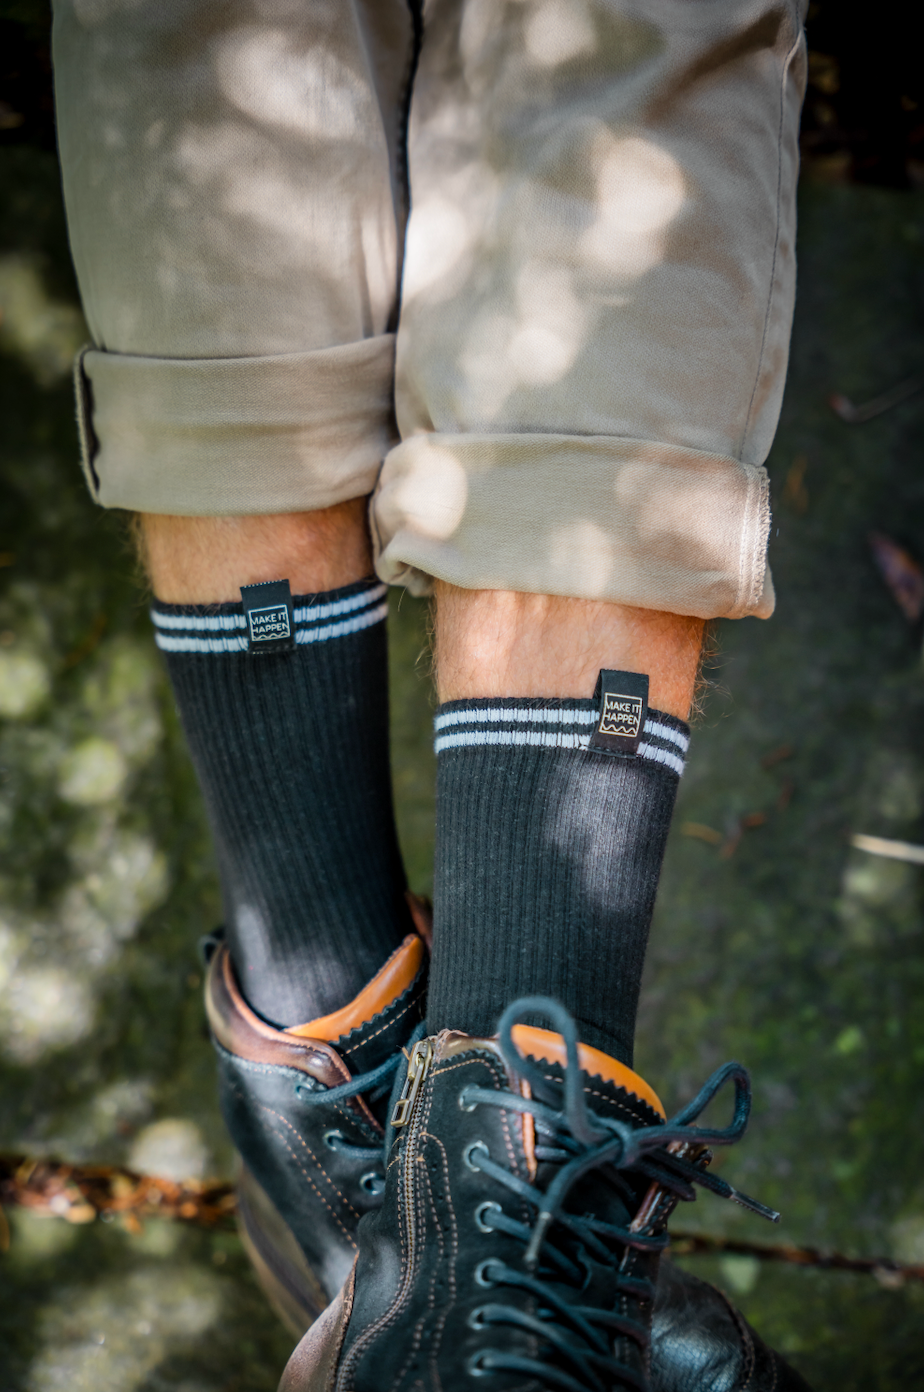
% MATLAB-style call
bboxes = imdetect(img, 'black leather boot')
[651,1257,811,1391]
[279,997,807,1392]
[204,926,429,1330]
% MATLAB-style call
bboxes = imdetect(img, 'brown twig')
[760,744,795,770]
[781,455,809,513]
[0,1154,237,1234]
[1,1154,921,1289]
[868,532,924,624]
[670,1231,924,1289]
[829,377,923,424]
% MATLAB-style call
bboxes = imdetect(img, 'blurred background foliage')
[2,1,924,1388]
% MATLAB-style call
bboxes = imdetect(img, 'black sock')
[426,694,688,1065]
[152,577,411,1027]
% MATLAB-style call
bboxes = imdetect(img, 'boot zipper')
[390,1038,433,1278]
[391,1039,433,1128]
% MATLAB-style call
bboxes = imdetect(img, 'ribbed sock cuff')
[434,698,689,778]
[150,577,388,655]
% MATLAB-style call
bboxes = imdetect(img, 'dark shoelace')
[456,997,779,1392]
[294,1022,427,1195]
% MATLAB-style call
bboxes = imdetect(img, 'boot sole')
[236,1162,329,1338]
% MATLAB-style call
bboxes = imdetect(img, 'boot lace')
[294,1022,426,1194]
[457,997,779,1392]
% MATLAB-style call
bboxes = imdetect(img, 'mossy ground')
[2,89,924,1392]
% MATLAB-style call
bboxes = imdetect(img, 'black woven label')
[240,579,295,654]
[588,670,649,756]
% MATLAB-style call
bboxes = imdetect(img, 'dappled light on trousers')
[524,0,597,68]
[56,12,401,357]
[457,260,589,421]
[214,26,373,142]
[581,133,687,280]
[400,161,499,307]
[386,446,469,542]
[549,520,617,598]
[405,130,686,427]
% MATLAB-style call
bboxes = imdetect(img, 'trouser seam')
[738,13,805,463]
[391,0,425,331]
[734,14,805,613]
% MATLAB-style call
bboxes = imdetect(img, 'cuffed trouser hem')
[372,434,774,621]
[74,337,397,515]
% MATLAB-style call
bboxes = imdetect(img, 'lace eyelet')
[457,1087,478,1112]
[467,1306,489,1332]
[473,1259,497,1289]
[323,1129,344,1150]
[360,1170,385,1196]
[466,1350,496,1378]
[294,1076,325,1100]
[474,1200,501,1234]
[464,1140,489,1173]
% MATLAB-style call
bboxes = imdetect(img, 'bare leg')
[139,500,373,605]
[434,583,703,718]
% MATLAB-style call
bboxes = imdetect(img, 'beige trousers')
[53,0,806,619]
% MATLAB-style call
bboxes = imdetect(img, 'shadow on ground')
[2,38,924,1392]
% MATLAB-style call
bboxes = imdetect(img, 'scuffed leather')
[278,1265,356,1392]
[651,1258,813,1391]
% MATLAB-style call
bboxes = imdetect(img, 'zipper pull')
[391,1040,433,1128]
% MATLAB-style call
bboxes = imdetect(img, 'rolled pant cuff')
[373,433,774,620]
[74,336,397,515]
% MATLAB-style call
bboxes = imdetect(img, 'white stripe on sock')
[294,600,388,644]
[643,719,689,753]
[434,729,591,753]
[434,706,597,731]
[154,599,388,654]
[292,583,387,624]
[435,707,686,746]
[154,632,249,654]
[635,742,686,776]
[152,609,246,632]
[433,723,686,774]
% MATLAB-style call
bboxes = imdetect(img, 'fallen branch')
[670,1231,924,1288]
[2,1155,922,1288]
[0,1153,236,1243]
[829,376,923,424]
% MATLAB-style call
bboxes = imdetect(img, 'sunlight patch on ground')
[0,963,95,1064]
[128,1119,210,1184]
[0,253,86,386]
[29,1265,222,1392]
[0,648,51,719]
